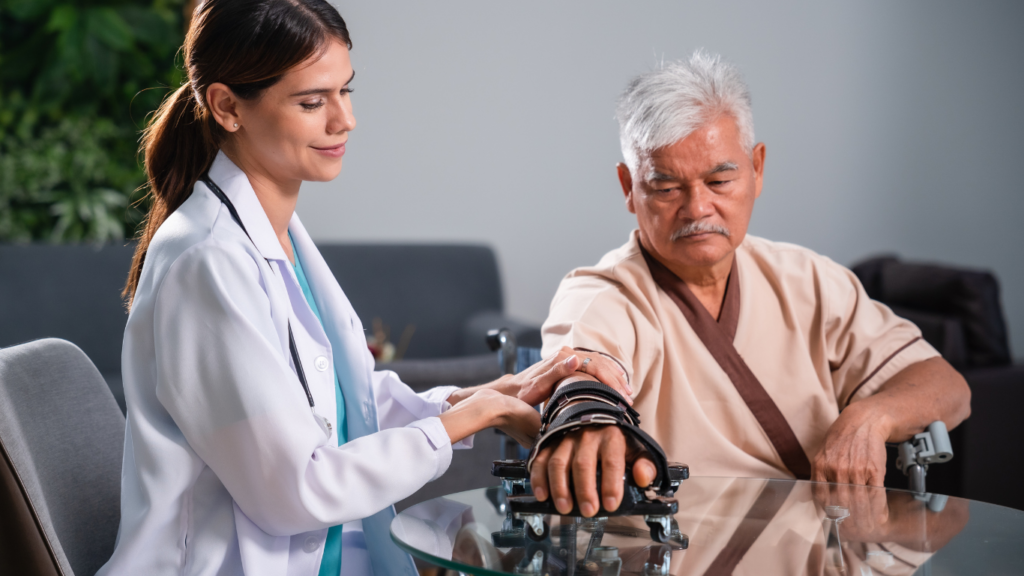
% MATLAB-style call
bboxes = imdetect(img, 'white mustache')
[670,220,731,241]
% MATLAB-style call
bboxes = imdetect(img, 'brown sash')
[640,244,812,480]
[703,480,795,576]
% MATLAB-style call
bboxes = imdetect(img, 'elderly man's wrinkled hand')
[529,425,657,518]
[811,403,891,486]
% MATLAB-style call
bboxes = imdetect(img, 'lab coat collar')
[206,151,290,263]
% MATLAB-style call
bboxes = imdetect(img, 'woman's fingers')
[520,348,572,379]
[585,356,629,390]
[586,363,630,400]
[546,354,581,384]
[517,355,579,406]
[575,353,632,403]
[513,347,634,408]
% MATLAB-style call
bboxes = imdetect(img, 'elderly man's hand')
[529,426,658,517]
[811,402,891,486]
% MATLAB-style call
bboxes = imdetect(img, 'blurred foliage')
[0,0,186,243]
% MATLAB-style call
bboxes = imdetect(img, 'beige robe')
[541,231,938,478]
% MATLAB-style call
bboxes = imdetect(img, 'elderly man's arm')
[812,356,971,486]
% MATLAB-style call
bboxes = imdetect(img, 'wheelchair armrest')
[896,420,954,475]
[465,311,541,356]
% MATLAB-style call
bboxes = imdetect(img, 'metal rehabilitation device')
[486,328,689,544]
[491,458,689,544]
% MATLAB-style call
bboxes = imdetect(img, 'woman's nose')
[327,99,356,135]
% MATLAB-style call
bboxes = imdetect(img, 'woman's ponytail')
[123,83,218,305]
[122,0,352,306]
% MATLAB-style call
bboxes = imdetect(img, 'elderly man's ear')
[752,142,766,198]
[616,163,636,214]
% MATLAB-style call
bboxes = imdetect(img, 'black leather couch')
[853,256,1023,510]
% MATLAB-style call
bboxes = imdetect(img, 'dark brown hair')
[124,0,351,303]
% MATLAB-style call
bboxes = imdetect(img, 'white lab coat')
[98,152,469,575]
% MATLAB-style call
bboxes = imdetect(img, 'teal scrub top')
[290,234,347,576]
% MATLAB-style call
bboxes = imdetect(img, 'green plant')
[0,0,186,243]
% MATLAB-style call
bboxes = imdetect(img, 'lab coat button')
[303,535,320,553]
[314,356,329,372]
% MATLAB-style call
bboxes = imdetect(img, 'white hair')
[616,50,755,173]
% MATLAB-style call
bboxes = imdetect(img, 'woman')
[101,1,627,575]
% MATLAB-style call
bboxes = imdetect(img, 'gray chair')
[0,339,124,576]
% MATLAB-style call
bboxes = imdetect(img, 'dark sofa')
[0,243,538,411]
[853,256,1024,510]
[0,244,135,412]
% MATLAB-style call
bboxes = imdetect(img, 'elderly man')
[530,51,971,518]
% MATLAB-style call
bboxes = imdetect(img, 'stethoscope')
[199,174,317,412]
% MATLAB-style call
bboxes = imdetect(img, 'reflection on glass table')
[391,477,1024,575]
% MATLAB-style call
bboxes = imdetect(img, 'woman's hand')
[492,393,543,448]
[439,346,633,449]
[447,347,632,408]
[438,389,541,447]
[513,347,632,407]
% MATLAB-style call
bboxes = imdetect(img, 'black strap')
[200,175,252,241]
[548,401,625,429]
[200,174,316,408]
[543,380,640,427]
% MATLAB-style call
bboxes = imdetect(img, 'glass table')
[391,477,1024,575]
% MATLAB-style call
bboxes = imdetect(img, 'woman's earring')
[233,123,238,129]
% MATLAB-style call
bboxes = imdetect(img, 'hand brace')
[527,379,676,497]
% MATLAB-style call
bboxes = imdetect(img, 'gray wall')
[299,1,1024,359]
